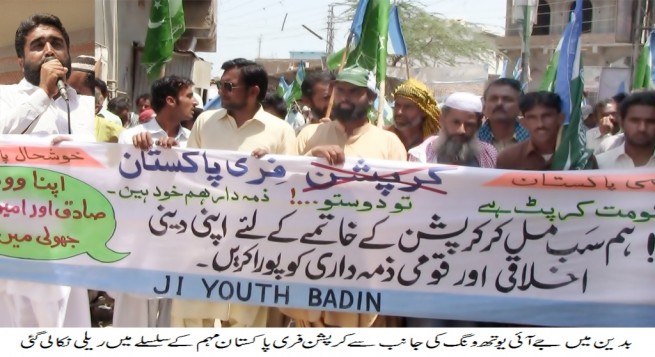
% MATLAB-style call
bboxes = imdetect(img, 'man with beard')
[169,58,297,328]
[283,66,406,327]
[597,91,655,168]
[0,13,94,137]
[0,13,92,328]
[479,78,529,152]
[497,91,598,170]
[301,70,335,124]
[295,66,406,163]
[408,92,497,168]
[387,79,441,151]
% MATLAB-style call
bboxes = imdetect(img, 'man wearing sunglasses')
[170,58,297,328]
[184,58,296,155]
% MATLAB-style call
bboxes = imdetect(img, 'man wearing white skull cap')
[408,92,497,168]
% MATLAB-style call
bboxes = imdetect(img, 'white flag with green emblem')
[142,0,186,82]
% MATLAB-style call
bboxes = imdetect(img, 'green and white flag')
[327,0,390,88]
[517,0,536,89]
[286,61,305,106]
[633,30,655,90]
[277,77,289,99]
[551,0,593,170]
[539,35,563,91]
[142,0,186,82]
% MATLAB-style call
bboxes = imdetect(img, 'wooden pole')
[404,56,411,80]
[376,81,386,128]
[325,33,353,119]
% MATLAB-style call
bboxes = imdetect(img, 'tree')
[338,0,497,67]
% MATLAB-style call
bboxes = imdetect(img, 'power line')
[258,34,263,58]
[219,8,327,31]
[220,0,282,17]
[220,0,286,21]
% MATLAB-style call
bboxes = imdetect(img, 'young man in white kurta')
[113,75,197,327]
[0,13,94,328]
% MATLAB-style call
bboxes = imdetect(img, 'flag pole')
[404,56,410,79]
[376,81,386,127]
[325,33,353,119]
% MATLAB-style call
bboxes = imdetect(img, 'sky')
[198,0,508,77]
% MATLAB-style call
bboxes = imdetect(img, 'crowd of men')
[0,13,654,329]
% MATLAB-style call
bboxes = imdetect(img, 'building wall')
[96,0,150,99]
[506,0,621,36]
[289,51,326,60]
[0,0,94,49]
[500,0,632,94]
[0,0,94,84]
[96,0,216,100]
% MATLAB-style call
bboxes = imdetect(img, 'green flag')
[327,48,345,70]
[551,0,592,170]
[142,0,186,82]
[552,55,591,170]
[517,3,534,88]
[286,61,305,106]
[347,0,390,85]
[633,30,654,90]
[327,0,390,87]
[277,77,289,99]
[539,36,563,91]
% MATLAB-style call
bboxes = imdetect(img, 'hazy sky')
[198,0,508,76]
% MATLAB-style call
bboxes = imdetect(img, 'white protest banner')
[0,136,653,326]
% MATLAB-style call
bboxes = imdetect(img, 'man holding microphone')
[0,13,93,327]
[0,13,94,137]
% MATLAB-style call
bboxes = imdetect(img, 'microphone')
[43,56,69,102]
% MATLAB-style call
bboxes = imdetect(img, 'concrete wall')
[0,0,94,48]
[96,0,216,100]
[0,0,94,84]
[96,0,151,98]
[505,0,621,36]
[500,0,632,93]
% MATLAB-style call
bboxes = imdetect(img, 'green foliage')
[338,0,497,67]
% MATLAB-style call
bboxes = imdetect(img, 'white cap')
[193,92,204,108]
[443,92,483,113]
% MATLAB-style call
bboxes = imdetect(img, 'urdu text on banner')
[0,135,653,326]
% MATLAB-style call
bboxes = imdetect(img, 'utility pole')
[258,34,262,59]
[326,4,335,55]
